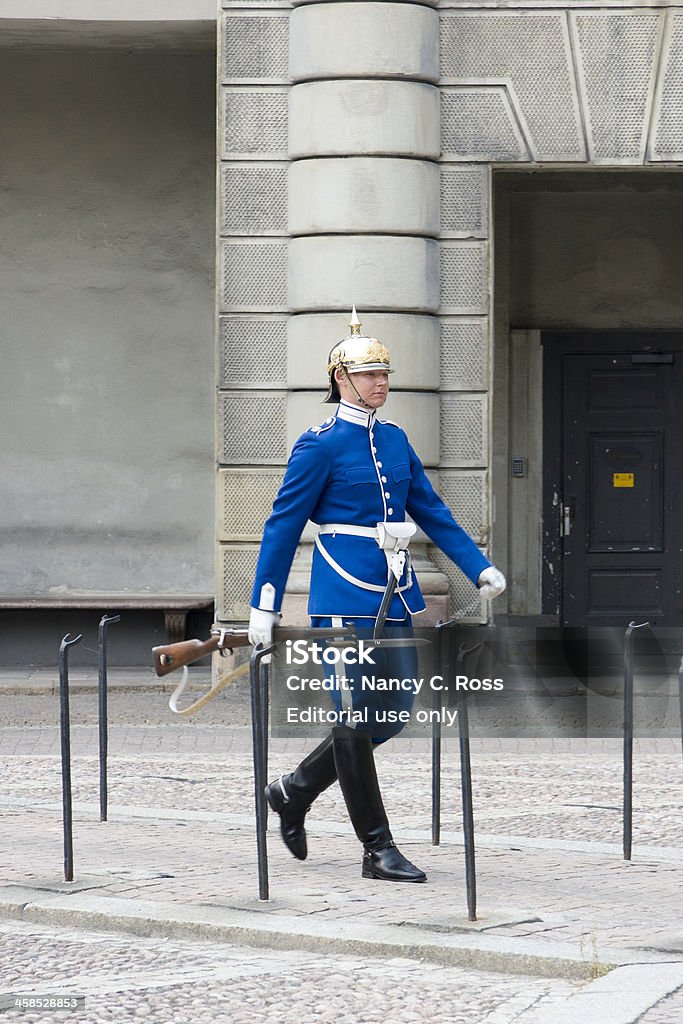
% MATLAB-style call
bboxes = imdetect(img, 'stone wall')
[0,50,215,599]
[216,1,683,627]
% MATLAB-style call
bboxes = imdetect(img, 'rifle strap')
[168,659,250,717]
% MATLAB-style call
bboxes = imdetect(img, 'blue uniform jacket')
[250,400,491,621]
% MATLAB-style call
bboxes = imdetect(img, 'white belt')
[318,523,378,539]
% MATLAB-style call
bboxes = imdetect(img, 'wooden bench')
[0,595,214,643]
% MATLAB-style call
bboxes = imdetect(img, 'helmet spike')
[349,305,362,336]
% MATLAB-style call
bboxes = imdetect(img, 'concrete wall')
[0,50,216,602]
[506,173,683,329]
[213,0,683,632]
[0,2,213,19]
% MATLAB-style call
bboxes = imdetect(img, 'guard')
[249,309,506,882]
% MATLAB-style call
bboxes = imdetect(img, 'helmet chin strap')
[341,368,373,409]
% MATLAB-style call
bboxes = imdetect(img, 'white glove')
[477,566,507,599]
[248,607,280,651]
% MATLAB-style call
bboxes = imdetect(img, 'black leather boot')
[265,734,337,860]
[332,725,426,883]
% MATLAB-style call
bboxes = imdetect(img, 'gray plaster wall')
[0,50,216,599]
[0,2,214,18]
[505,172,683,329]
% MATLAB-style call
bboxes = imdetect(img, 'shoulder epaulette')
[308,416,337,435]
[377,418,402,429]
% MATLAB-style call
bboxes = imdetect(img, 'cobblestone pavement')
[1,677,682,1023]
[0,919,583,1024]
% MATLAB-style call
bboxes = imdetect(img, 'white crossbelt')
[315,522,414,594]
[315,535,389,592]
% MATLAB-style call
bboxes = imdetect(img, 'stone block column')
[284,0,450,622]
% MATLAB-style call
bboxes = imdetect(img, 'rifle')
[152,622,429,678]
[152,624,431,717]
[151,626,251,718]
[152,626,249,677]
[152,623,367,678]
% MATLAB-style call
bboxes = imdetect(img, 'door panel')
[543,337,683,627]
[588,433,662,551]
[587,369,662,411]
[587,569,663,617]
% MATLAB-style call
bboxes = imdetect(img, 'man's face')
[337,368,390,409]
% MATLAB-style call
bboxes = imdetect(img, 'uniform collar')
[337,399,376,429]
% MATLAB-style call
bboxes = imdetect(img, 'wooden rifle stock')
[152,628,250,677]
[152,623,383,679]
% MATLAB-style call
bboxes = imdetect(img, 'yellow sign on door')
[613,473,635,488]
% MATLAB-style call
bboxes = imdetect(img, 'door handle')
[561,499,575,538]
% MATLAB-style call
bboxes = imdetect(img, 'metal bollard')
[59,633,83,882]
[623,621,650,861]
[98,614,120,823]
[431,621,445,846]
[429,620,481,920]
[430,616,466,846]
[456,640,483,923]
[250,644,273,901]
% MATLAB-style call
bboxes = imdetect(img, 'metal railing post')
[59,633,83,882]
[250,644,273,901]
[431,621,445,845]
[623,621,649,861]
[456,641,483,922]
[98,613,120,823]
